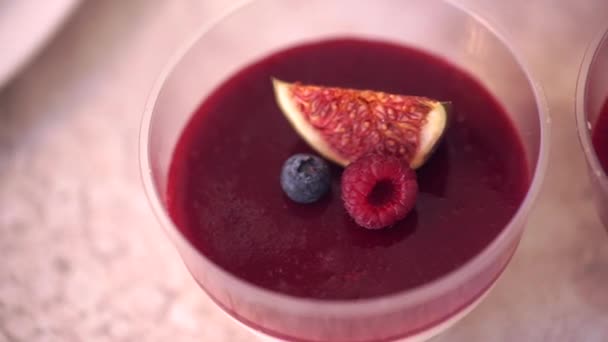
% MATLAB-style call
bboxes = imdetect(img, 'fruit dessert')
[593,100,608,172]
[167,38,530,300]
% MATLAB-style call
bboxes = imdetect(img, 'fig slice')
[272,78,450,169]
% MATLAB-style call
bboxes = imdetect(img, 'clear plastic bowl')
[140,1,550,341]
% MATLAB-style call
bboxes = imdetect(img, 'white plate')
[0,0,80,88]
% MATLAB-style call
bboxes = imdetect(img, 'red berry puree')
[593,101,608,172]
[166,38,531,300]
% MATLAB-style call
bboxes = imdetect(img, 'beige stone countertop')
[1,1,608,341]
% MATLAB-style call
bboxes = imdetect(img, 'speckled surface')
[1,1,608,341]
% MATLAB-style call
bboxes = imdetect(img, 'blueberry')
[280,154,331,203]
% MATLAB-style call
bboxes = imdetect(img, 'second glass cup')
[140,0,550,341]
[577,23,608,231]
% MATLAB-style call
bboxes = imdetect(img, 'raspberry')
[341,154,418,229]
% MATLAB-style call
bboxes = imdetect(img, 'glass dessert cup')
[576,23,608,231]
[140,1,550,341]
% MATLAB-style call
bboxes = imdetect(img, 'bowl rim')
[139,0,551,317]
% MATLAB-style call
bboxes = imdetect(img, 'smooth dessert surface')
[593,100,608,172]
[167,38,530,300]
